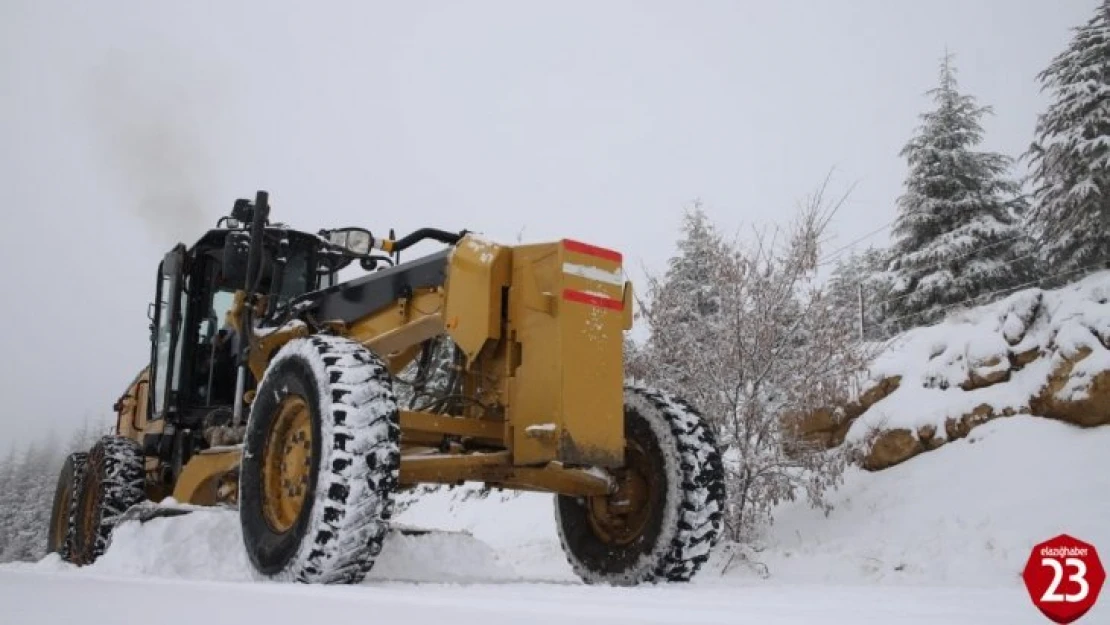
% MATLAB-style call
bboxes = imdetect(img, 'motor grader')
[47,191,725,585]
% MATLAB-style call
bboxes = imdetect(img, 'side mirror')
[147,302,155,321]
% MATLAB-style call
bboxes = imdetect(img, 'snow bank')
[27,500,524,584]
[838,269,1110,462]
[718,416,1110,587]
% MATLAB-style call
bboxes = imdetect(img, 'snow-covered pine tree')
[27,433,60,561]
[639,202,733,415]
[65,415,103,455]
[622,336,649,383]
[1026,1,1110,275]
[0,434,61,563]
[0,442,37,562]
[886,54,1031,330]
[0,445,16,557]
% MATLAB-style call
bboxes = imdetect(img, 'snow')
[17,498,539,584]
[848,269,1110,445]
[462,235,498,264]
[744,417,1108,589]
[253,318,306,338]
[394,488,574,581]
[2,412,1105,623]
[0,573,1040,625]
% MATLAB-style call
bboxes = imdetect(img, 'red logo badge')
[1022,534,1105,623]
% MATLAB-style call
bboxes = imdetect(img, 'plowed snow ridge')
[32,508,525,584]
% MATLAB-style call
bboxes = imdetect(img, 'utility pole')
[857,283,865,341]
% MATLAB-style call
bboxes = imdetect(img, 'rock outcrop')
[796,274,1110,471]
[789,376,901,449]
[1030,347,1110,428]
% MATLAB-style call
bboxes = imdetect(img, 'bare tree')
[637,184,874,542]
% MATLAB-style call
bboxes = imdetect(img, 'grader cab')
[47,191,725,585]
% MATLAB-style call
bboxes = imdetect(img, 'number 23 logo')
[1041,557,1090,603]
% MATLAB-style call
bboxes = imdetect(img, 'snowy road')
[0,569,1045,625]
[3,416,1105,625]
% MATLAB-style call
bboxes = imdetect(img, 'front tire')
[239,336,401,584]
[72,436,146,566]
[555,385,726,585]
[47,452,88,562]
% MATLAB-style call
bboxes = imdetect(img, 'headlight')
[328,230,349,248]
[326,228,374,255]
[346,230,371,255]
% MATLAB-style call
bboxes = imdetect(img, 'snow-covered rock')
[801,270,1110,469]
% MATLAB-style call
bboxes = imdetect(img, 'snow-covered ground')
[2,414,1104,624]
[0,572,1037,625]
[747,416,1108,587]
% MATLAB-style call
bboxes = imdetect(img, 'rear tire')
[555,385,725,585]
[47,452,88,562]
[73,436,146,566]
[239,336,401,584]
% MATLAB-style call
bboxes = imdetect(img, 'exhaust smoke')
[85,51,217,245]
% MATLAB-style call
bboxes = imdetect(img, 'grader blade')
[390,523,473,538]
[113,501,200,525]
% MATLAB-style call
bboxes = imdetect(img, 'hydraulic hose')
[391,228,464,252]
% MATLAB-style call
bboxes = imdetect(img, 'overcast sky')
[0,0,1098,447]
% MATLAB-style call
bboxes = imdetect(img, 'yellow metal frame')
[117,233,633,506]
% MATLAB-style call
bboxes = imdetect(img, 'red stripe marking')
[562,288,624,311]
[562,239,622,263]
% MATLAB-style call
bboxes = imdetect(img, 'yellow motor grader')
[46,191,725,585]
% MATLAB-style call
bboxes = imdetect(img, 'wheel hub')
[585,440,655,546]
[261,394,313,534]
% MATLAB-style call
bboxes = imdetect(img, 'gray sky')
[0,0,1097,446]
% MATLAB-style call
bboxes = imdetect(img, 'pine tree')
[641,203,733,403]
[0,445,16,557]
[0,442,36,562]
[26,433,62,561]
[0,433,65,563]
[886,54,1031,330]
[66,415,100,455]
[1026,1,1110,275]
